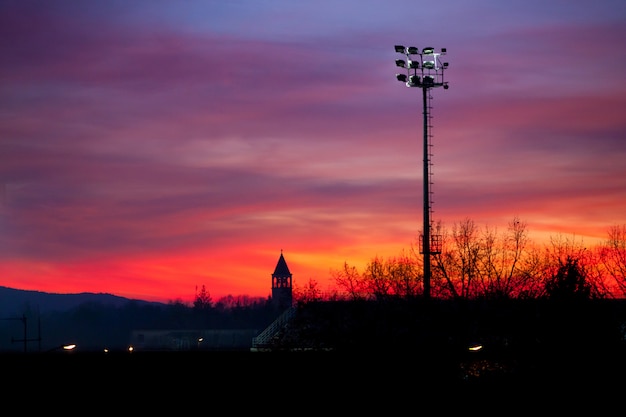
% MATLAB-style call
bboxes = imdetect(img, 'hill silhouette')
[0,285,165,317]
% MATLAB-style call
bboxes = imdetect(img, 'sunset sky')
[1,0,625,304]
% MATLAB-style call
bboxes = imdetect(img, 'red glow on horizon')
[0,224,614,304]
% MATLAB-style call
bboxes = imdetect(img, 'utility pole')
[3,313,42,353]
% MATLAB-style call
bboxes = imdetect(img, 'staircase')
[250,305,296,351]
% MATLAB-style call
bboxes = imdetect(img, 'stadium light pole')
[394,45,449,300]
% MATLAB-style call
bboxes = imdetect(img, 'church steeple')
[271,250,293,309]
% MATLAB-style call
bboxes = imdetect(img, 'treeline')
[294,218,626,303]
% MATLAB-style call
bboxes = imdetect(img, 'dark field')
[3,346,625,413]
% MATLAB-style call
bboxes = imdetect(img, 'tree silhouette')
[193,285,213,310]
[544,256,593,301]
[600,224,626,296]
[331,262,367,301]
[293,278,323,304]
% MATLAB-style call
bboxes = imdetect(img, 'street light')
[45,343,77,353]
[394,45,449,300]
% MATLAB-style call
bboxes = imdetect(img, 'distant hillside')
[0,286,165,317]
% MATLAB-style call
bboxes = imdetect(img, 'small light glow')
[468,344,483,351]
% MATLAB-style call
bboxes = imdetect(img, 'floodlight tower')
[394,45,449,300]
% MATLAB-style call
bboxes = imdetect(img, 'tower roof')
[272,251,292,277]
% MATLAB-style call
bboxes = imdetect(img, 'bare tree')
[515,243,546,298]
[582,245,613,298]
[432,217,481,299]
[386,249,420,298]
[599,224,626,297]
[332,262,367,301]
[293,278,323,304]
[474,217,535,299]
[362,256,392,300]
[336,220,623,302]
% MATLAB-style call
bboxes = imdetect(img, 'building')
[271,250,293,310]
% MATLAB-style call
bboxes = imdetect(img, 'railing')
[251,306,297,349]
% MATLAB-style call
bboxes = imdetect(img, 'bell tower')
[271,250,293,310]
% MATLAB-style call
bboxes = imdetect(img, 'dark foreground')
[3,347,625,413]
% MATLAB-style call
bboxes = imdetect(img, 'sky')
[1,0,625,304]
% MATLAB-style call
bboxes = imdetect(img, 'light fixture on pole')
[394,45,448,300]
